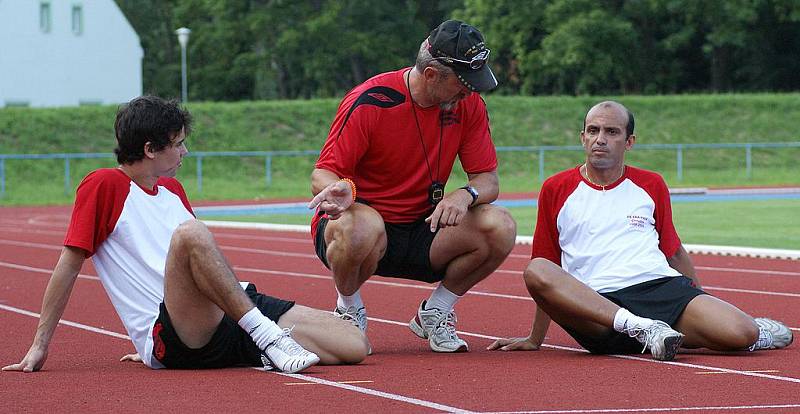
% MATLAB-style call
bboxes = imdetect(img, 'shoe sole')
[655,334,684,361]
[409,317,469,353]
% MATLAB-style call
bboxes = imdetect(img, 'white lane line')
[0,234,800,276]
[4,259,800,305]
[362,317,800,385]
[233,266,534,302]
[495,267,800,278]
[261,369,475,413]
[0,239,62,250]
[0,304,129,340]
[0,261,99,280]
[3,301,798,412]
[696,266,800,277]
[4,237,796,281]
[486,403,800,413]
[0,227,65,237]
[0,302,474,413]
[2,275,800,394]
[6,258,800,335]
[704,286,800,298]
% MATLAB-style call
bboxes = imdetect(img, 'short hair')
[114,96,192,164]
[582,101,635,138]
[414,39,454,79]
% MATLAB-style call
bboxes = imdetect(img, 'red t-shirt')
[314,68,497,225]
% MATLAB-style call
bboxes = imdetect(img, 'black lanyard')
[407,70,444,205]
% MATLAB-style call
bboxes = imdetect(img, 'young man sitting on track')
[488,100,792,361]
[3,96,368,374]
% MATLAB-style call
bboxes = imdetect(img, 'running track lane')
[1,209,800,413]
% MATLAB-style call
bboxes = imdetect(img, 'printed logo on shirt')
[367,92,396,103]
[441,110,460,126]
[627,214,650,231]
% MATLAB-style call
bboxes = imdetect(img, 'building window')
[72,5,83,35]
[40,2,51,33]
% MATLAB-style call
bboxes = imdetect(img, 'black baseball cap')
[427,20,498,92]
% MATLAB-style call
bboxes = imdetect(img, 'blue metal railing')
[1,143,798,197]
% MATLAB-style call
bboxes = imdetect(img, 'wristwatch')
[460,185,479,206]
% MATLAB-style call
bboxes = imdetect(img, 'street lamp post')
[175,27,191,103]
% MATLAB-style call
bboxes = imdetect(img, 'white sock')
[336,289,364,310]
[238,307,284,351]
[425,284,460,312]
[612,308,653,334]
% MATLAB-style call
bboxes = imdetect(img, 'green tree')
[455,0,548,94]
[116,0,181,98]
[528,0,638,95]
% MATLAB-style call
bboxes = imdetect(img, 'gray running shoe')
[261,327,320,374]
[627,320,684,361]
[409,300,468,353]
[750,317,793,351]
[334,305,371,354]
[334,305,367,333]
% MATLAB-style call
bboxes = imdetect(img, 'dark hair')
[625,109,635,138]
[113,96,192,164]
[583,101,635,138]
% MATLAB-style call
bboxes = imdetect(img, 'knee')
[730,318,760,350]
[523,258,556,293]
[473,205,517,252]
[338,333,369,364]
[324,327,368,365]
[332,209,386,254]
[171,219,212,249]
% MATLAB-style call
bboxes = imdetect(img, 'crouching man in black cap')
[309,20,516,353]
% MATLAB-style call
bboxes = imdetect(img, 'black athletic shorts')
[314,215,444,283]
[564,276,706,355]
[151,283,295,369]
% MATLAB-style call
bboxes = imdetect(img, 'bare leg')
[278,305,369,364]
[431,205,516,295]
[523,258,620,337]
[324,204,387,295]
[675,295,758,350]
[163,219,260,348]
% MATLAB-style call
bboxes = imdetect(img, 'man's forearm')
[667,244,701,288]
[32,246,85,349]
[528,307,551,346]
[310,168,342,196]
[465,170,500,204]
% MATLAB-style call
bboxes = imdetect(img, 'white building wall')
[0,0,143,107]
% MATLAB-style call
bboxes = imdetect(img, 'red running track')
[1,205,799,413]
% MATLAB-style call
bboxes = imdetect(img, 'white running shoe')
[627,320,684,361]
[334,305,371,355]
[750,317,793,351]
[261,327,320,374]
[409,300,468,353]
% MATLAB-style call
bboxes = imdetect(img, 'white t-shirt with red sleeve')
[532,165,682,293]
[64,168,194,368]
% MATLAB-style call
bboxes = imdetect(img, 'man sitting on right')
[488,100,792,361]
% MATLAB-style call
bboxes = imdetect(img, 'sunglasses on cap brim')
[432,49,491,70]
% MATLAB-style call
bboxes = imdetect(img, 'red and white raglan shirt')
[64,168,194,368]
[312,67,497,236]
[532,165,682,293]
